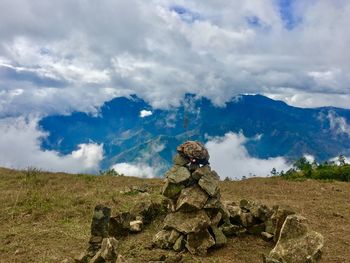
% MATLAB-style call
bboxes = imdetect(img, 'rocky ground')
[0,167,349,263]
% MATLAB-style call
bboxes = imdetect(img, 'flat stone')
[165,165,191,184]
[198,170,220,196]
[175,185,208,212]
[186,228,215,255]
[267,215,324,263]
[164,210,211,234]
[162,180,184,200]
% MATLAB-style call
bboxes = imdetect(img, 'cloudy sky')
[0,0,349,175]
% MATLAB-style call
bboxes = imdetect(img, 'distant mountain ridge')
[39,94,350,175]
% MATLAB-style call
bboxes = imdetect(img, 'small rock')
[186,229,215,255]
[152,230,172,249]
[261,232,274,242]
[211,226,227,247]
[162,180,185,200]
[109,212,133,237]
[129,220,143,232]
[173,235,185,252]
[220,223,245,236]
[168,229,181,244]
[192,165,211,181]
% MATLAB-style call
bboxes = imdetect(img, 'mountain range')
[39,94,350,175]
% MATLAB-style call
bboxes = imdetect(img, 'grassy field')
[0,167,349,263]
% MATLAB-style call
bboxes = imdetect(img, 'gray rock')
[109,212,133,237]
[165,165,191,184]
[130,200,163,224]
[204,195,222,209]
[116,254,128,263]
[240,212,256,227]
[91,205,111,238]
[89,237,119,263]
[220,223,246,236]
[162,180,184,200]
[175,185,208,212]
[186,229,215,255]
[152,230,172,249]
[270,206,295,243]
[168,229,181,244]
[164,210,211,234]
[198,170,220,196]
[211,226,227,247]
[192,165,211,181]
[173,235,185,252]
[267,215,324,263]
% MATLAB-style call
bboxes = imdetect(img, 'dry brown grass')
[0,167,349,263]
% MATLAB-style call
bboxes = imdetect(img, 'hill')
[39,94,350,175]
[0,167,349,262]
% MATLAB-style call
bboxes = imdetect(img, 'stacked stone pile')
[153,141,229,255]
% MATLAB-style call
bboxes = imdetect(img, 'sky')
[0,0,349,176]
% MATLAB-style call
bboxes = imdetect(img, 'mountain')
[39,94,350,175]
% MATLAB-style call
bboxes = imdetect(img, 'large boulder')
[265,215,324,263]
[175,185,208,211]
[165,165,191,184]
[270,206,295,243]
[164,210,211,234]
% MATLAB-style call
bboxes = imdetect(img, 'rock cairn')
[153,141,229,255]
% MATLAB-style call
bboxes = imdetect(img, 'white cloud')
[205,132,290,179]
[327,110,350,136]
[0,0,349,117]
[0,117,103,173]
[111,162,155,178]
[140,109,152,118]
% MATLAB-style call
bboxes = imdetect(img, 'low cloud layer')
[0,117,103,173]
[0,0,350,118]
[206,132,290,179]
[111,163,156,178]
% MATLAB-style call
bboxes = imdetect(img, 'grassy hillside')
[0,167,349,263]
